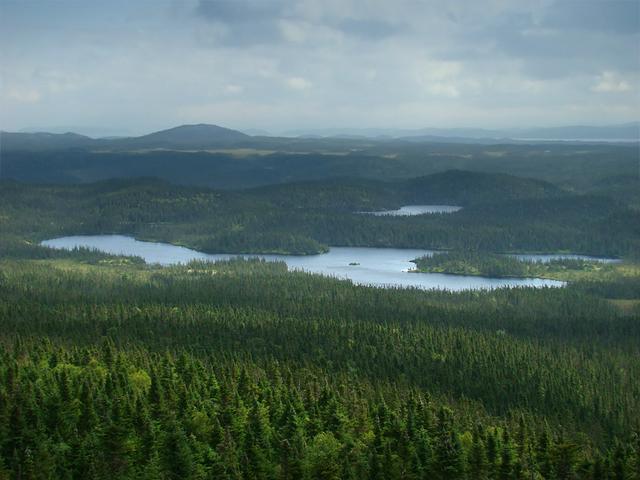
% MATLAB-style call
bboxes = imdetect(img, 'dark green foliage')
[415,250,535,277]
[413,250,619,278]
[0,235,144,264]
[404,169,563,205]
[0,167,638,478]
[2,137,637,193]
[0,257,638,478]
[1,171,638,257]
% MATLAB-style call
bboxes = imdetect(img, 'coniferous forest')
[1,157,639,478]
[0,256,639,479]
[0,0,640,480]
[3,1,640,477]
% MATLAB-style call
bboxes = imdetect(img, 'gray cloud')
[194,0,402,45]
[0,0,638,134]
[194,1,285,45]
[196,0,287,22]
[337,17,400,40]
[443,1,639,79]
[543,0,640,34]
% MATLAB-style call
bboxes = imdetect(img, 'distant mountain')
[1,124,252,151]
[283,123,640,141]
[19,125,134,137]
[2,122,638,154]
[241,128,272,136]
[113,124,250,149]
[0,131,96,151]
[296,134,324,139]
[509,123,640,140]
[397,134,513,145]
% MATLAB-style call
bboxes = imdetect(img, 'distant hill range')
[0,124,251,151]
[1,122,638,152]
[116,124,250,149]
[0,131,96,151]
[284,122,640,141]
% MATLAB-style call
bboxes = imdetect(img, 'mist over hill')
[2,122,638,153]
[283,122,640,141]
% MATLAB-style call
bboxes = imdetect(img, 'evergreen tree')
[434,407,466,480]
[499,430,514,480]
[537,429,553,480]
[552,441,579,480]
[302,432,342,480]
[163,421,194,480]
[469,424,488,480]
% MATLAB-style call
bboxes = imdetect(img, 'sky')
[1,0,639,136]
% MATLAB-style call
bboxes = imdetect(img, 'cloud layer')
[1,0,638,135]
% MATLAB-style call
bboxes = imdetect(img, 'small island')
[412,250,621,281]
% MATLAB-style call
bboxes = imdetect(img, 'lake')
[359,205,462,216]
[42,235,569,291]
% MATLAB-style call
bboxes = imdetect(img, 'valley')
[3,2,639,476]
[0,125,638,479]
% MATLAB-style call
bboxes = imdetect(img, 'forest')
[0,252,639,479]
[1,170,638,258]
[2,132,639,197]
[412,251,638,281]
[1,157,639,479]
[2,0,639,475]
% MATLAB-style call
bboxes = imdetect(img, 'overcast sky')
[1,0,638,135]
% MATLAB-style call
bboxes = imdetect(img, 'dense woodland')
[1,170,638,257]
[2,132,638,196]
[412,251,633,280]
[1,140,639,479]
[0,256,639,479]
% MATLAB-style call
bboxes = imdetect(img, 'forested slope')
[2,139,637,192]
[1,172,637,257]
[1,169,639,478]
[0,257,639,479]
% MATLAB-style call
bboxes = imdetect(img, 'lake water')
[359,205,462,216]
[42,235,568,291]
